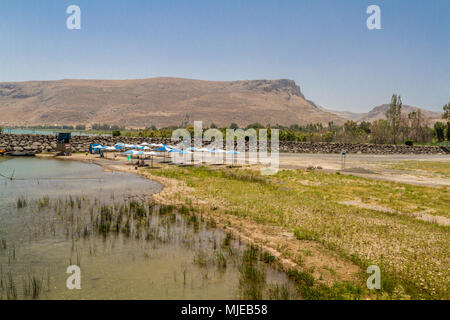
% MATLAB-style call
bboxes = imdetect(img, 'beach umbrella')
[151,143,164,147]
[92,145,108,158]
[114,143,127,147]
[168,148,182,153]
[135,145,153,150]
[143,151,160,167]
[156,146,172,162]
[122,150,144,155]
[156,146,171,152]
[195,148,212,163]
[227,150,240,166]
[210,149,227,165]
[175,150,193,165]
[143,151,161,156]
[104,146,120,151]
[139,142,151,146]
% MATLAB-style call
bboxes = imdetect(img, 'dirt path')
[279,153,450,187]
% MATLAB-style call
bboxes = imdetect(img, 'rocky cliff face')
[242,79,305,98]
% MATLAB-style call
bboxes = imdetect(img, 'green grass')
[149,165,450,299]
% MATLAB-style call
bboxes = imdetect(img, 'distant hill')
[355,104,443,124]
[327,105,443,124]
[0,77,345,128]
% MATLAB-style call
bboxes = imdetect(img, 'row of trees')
[2,97,448,145]
[123,97,449,145]
[378,95,450,144]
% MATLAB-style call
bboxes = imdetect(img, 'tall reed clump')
[17,197,27,209]
[238,246,266,300]
[22,274,43,299]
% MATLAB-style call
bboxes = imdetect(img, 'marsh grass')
[17,197,27,209]
[3,191,302,300]
[238,246,266,300]
[22,274,43,299]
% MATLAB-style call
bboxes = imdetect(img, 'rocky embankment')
[0,133,447,155]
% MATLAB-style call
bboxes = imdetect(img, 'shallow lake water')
[0,157,298,300]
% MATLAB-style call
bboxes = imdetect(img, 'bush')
[405,140,414,146]
[112,130,121,137]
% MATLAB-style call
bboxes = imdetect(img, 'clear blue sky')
[0,0,449,112]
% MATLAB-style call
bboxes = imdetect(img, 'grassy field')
[387,160,450,178]
[145,165,449,300]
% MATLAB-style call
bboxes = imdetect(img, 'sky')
[0,0,449,112]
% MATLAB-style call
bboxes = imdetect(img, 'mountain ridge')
[0,77,345,128]
[0,77,443,128]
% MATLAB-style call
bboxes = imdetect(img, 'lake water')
[0,157,298,299]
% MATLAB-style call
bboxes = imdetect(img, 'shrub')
[112,130,121,137]
[405,140,413,146]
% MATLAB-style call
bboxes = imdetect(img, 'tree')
[408,110,426,143]
[386,94,402,144]
[370,119,389,144]
[245,123,264,130]
[230,123,239,130]
[434,122,445,142]
[443,102,450,121]
[358,121,372,134]
[342,120,366,143]
[443,102,450,141]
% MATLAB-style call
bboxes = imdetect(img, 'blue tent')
[89,144,103,154]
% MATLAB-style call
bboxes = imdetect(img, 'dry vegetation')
[386,161,450,179]
[142,165,449,300]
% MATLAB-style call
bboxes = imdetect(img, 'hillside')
[326,104,443,124]
[0,78,345,128]
[355,104,443,124]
